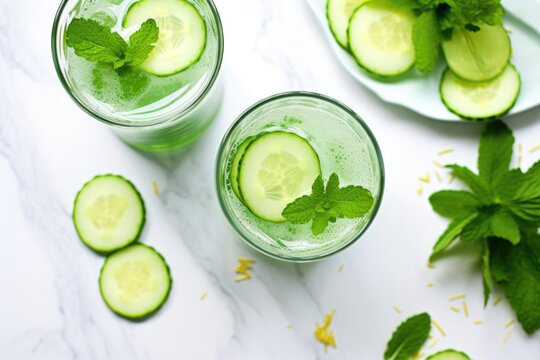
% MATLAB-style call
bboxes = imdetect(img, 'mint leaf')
[494,169,525,201]
[510,161,540,223]
[461,212,493,242]
[429,190,478,218]
[490,211,520,245]
[384,313,431,360]
[478,121,514,190]
[481,242,493,306]
[445,164,490,203]
[489,238,511,284]
[118,68,149,99]
[282,173,374,235]
[413,11,441,74]
[431,213,478,259]
[312,213,329,235]
[66,18,128,68]
[505,241,540,334]
[281,195,316,224]
[125,19,159,66]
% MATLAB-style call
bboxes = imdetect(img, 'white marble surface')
[1,0,540,359]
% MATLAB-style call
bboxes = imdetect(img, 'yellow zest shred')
[448,174,456,184]
[504,319,515,328]
[152,181,159,195]
[417,185,424,196]
[438,147,455,156]
[199,291,208,300]
[338,264,344,272]
[419,173,431,183]
[427,281,434,287]
[432,319,447,337]
[463,301,469,317]
[428,337,439,348]
[235,258,255,282]
[518,155,522,167]
[529,144,540,153]
[449,293,466,301]
[450,306,461,313]
[433,160,443,168]
[493,295,503,306]
[393,305,403,314]
[287,323,293,329]
[474,320,483,325]
[503,329,513,343]
[314,310,337,352]
[435,171,442,183]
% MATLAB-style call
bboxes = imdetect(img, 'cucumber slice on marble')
[99,244,172,319]
[440,64,520,121]
[73,174,145,253]
[426,349,471,360]
[238,131,321,223]
[347,2,416,78]
[123,0,206,76]
[327,0,369,48]
[442,25,511,82]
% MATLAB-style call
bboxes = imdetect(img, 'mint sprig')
[281,173,374,235]
[66,18,159,71]
[429,120,540,334]
[384,313,431,360]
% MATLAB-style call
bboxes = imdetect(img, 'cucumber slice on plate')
[442,25,511,82]
[230,136,257,201]
[238,131,321,223]
[348,2,416,77]
[73,175,145,253]
[426,349,471,360]
[99,244,172,319]
[123,0,207,76]
[440,64,520,121]
[327,0,369,48]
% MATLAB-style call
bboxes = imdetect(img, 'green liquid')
[218,95,384,261]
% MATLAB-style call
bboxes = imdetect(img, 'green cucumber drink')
[52,0,223,151]
[216,92,384,262]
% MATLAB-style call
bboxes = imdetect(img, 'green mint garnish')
[384,313,431,360]
[66,18,159,71]
[412,10,441,74]
[281,173,374,236]
[429,120,540,334]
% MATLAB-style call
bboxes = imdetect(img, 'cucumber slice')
[123,0,206,76]
[73,175,145,253]
[440,64,520,121]
[230,136,257,201]
[442,25,511,82]
[238,132,321,223]
[426,349,471,360]
[348,3,415,77]
[99,244,172,319]
[327,0,369,48]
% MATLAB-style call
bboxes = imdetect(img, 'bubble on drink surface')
[90,10,117,27]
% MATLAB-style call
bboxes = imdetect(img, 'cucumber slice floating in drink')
[123,0,207,76]
[442,25,511,82]
[237,132,321,223]
[326,0,369,49]
[230,136,257,201]
[440,64,520,121]
[99,244,172,319]
[347,2,416,77]
[73,174,146,253]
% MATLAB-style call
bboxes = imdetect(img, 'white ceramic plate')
[306,0,540,121]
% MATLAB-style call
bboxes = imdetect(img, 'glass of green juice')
[52,0,224,151]
[216,92,385,262]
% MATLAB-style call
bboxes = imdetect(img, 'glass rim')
[215,91,386,262]
[51,0,224,129]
